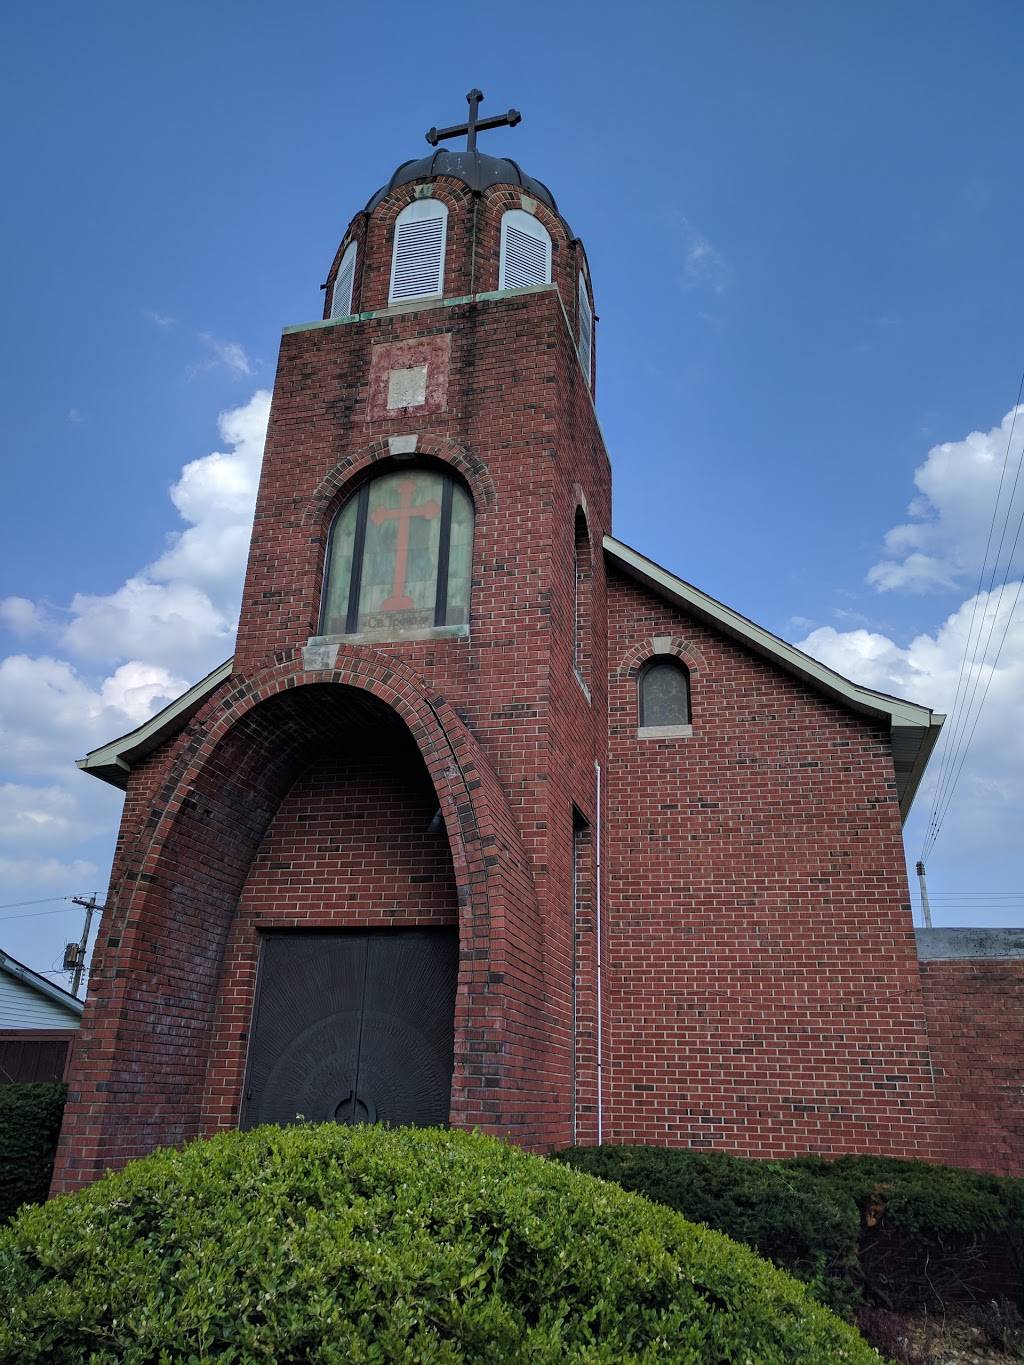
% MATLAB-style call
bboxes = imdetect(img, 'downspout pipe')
[595,759,603,1146]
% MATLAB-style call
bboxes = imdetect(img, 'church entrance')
[240,929,458,1130]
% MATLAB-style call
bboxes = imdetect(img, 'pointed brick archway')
[53,650,552,1194]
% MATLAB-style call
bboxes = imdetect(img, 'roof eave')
[0,950,84,1017]
[77,658,234,790]
[604,535,942,823]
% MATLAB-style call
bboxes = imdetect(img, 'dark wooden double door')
[241,929,457,1130]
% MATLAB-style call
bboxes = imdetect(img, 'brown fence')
[0,1031,76,1084]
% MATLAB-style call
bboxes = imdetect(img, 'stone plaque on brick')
[387,365,428,410]
[367,334,451,421]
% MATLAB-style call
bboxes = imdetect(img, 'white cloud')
[0,856,99,888]
[142,309,177,328]
[669,214,734,294]
[799,585,1024,856]
[0,783,108,849]
[190,334,254,379]
[0,596,51,637]
[0,655,188,779]
[0,391,268,938]
[4,389,270,677]
[868,405,1024,592]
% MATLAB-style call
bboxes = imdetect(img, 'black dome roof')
[365,149,572,236]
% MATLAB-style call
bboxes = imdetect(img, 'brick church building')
[54,95,1023,1191]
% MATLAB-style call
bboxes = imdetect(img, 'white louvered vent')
[389,199,448,304]
[578,273,593,388]
[330,242,357,319]
[499,209,551,290]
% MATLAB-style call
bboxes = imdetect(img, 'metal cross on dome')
[425,89,521,154]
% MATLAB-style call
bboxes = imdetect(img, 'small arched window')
[499,209,552,289]
[330,241,357,320]
[639,659,691,729]
[577,272,593,387]
[321,469,473,637]
[389,199,448,304]
[574,509,592,688]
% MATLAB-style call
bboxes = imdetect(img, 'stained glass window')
[639,659,691,728]
[321,471,473,636]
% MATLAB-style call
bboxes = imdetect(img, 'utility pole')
[915,861,933,930]
[68,894,102,997]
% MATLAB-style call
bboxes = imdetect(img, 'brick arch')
[303,433,497,534]
[615,635,708,680]
[54,652,548,1192]
[369,176,475,228]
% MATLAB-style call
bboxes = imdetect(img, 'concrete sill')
[574,667,592,704]
[305,624,469,655]
[637,723,693,740]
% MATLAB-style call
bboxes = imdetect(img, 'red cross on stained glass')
[369,477,442,611]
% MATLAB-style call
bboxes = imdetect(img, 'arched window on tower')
[574,509,592,693]
[577,272,593,388]
[320,469,473,637]
[330,241,357,320]
[498,209,552,290]
[638,658,691,733]
[389,199,448,304]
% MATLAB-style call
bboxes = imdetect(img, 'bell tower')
[54,93,612,1190]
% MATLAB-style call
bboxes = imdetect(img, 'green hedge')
[0,1083,66,1224]
[790,1153,1023,1312]
[0,1124,881,1363]
[552,1145,1023,1315]
[553,1145,862,1311]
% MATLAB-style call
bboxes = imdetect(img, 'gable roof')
[77,658,234,789]
[605,536,943,821]
[0,948,84,1021]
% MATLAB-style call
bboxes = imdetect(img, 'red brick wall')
[56,236,611,1187]
[602,568,942,1159]
[920,958,1024,1176]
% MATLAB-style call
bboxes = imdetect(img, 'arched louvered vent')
[389,199,448,304]
[330,241,357,320]
[578,273,593,388]
[498,209,551,290]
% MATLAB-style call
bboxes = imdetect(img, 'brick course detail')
[919,958,1024,1176]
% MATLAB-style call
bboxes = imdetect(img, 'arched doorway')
[199,683,462,1133]
[53,660,551,1193]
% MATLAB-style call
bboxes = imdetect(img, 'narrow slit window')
[578,273,593,387]
[330,241,357,319]
[499,209,552,289]
[574,509,592,687]
[639,659,691,728]
[389,199,448,304]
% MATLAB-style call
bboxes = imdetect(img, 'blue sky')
[2,1,1023,977]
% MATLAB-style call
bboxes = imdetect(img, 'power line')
[921,371,1024,860]
[921,385,1024,848]
[0,894,79,913]
[927,558,1024,856]
[0,904,82,924]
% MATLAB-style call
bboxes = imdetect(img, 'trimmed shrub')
[0,1124,881,1363]
[0,1083,66,1224]
[552,1145,1024,1318]
[790,1154,1024,1311]
[553,1145,861,1311]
